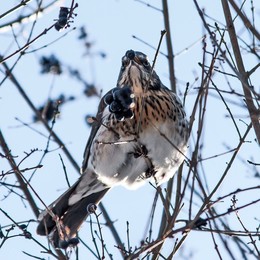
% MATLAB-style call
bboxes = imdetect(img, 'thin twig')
[2,62,80,172]
[228,0,260,40]
[0,131,39,218]
[0,0,33,20]
[221,0,260,144]
[162,0,176,92]
[0,24,55,64]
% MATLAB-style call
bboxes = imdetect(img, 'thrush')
[37,49,189,248]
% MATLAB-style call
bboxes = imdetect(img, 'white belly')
[88,111,187,189]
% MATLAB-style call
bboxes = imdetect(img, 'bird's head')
[117,50,162,92]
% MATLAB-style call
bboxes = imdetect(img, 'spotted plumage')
[37,49,189,248]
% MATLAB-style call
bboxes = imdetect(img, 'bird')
[36,49,189,249]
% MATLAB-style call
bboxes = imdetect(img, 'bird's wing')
[81,89,113,172]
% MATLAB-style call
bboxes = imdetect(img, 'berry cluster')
[104,86,134,121]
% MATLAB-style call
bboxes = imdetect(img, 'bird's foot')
[59,237,79,249]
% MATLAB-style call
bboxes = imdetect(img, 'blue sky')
[0,0,259,259]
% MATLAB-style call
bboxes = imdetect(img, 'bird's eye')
[142,59,150,67]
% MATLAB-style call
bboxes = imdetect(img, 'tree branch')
[221,0,260,144]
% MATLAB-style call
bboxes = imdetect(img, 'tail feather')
[36,171,110,248]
